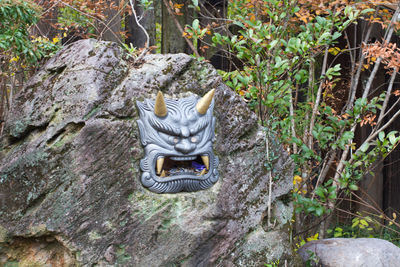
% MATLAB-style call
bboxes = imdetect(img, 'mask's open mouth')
[155,154,209,178]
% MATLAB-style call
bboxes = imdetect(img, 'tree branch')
[129,0,151,61]
[362,4,400,100]
[376,68,397,129]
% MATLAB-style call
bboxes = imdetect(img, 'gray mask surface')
[136,90,219,193]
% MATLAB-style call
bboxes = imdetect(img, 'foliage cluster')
[185,0,400,237]
[0,0,142,132]
[0,0,59,64]
[0,0,61,128]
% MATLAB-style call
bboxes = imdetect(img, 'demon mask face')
[136,90,219,193]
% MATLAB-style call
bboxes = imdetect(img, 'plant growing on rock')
[186,0,400,237]
[0,0,61,134]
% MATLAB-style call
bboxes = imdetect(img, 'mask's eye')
[190,136,199,143]
[159,132,179,145]
[168,136,180,145]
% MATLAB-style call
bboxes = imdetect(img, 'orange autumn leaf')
[295,12,310,24]
[173,3,183,9]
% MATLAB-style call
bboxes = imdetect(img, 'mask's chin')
[154,153,210,179]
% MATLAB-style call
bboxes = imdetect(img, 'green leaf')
[315,187,325,198]
[332,32,341,41]
[269,39,278,50]
[359,143,369,152]
[318,32,331,43]
[307,206,316,213]
[342,131,354,141]
[360,8,375,15]
[349,184,358,191]
[192,19,199,30]
[379,131,385,142]
[315,207,324,216]
[291,136,302,146]
[267,94,274,103]
[388,131,398,145]
[234,21,245,29]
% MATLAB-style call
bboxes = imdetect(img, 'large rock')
[0,39,299,266]
[298,238,400,267]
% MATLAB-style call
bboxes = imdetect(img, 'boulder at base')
[298,238,400,267]
[0,39,300,266]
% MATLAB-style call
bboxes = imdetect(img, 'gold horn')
[196,89,215,115]
[154,91,167,117]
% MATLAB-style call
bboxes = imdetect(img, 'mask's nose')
[175,139,196,154]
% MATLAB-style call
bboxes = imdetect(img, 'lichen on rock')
[0,39,301,266]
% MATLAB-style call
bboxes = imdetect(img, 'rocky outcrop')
[0,39,299,266]
[298,238,400,267]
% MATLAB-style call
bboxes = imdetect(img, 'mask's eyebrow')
[189,116,209,135]
[148,116,181,136]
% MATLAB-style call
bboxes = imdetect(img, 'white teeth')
[157,157,164,174]
[160,170,166,177]
[201,155,209,170]
[170,156,196,161]
[199,168,206,176]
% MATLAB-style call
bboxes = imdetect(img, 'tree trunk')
[161,0,192,54]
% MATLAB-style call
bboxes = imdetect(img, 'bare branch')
[60,1,123,45]
[308,46,329,149]
[382,95,400,119]
[362,4,400,100]
[376,68,397,128]
[99,0,129,43]
[266,133,275,229]
[303,60,314,144]
[129,0,149,49]
[290,85,297,154]
[343,10,376,112]
[312,151,336,200]
[354,108,400,158]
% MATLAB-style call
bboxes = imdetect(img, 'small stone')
[298,238,400,267]
[104,245,116,263]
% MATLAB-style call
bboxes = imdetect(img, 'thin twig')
[382,95,400,119]
[290,85,297,154]
[344,30,355,72]
[308,46,329,149]
[376,67,397,129]
[129,0,150,61]
[303,60,314,144]
[99,0,129,42]
[60,1,124,44]
[353,108,400,160]
[311,151,336,200]
[266,131,275,229]
[362,4,400,100]
[343,11,375,112]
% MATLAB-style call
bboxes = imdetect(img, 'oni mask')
[136,90,219,193]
